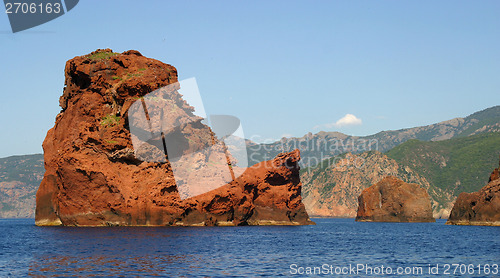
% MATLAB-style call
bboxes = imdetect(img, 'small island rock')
[356,176,435,222]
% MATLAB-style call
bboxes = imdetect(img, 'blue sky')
[0,1,499,157]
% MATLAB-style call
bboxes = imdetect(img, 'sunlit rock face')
[356,176,435,223]
[35,49,313,226]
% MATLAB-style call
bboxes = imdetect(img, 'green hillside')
[386,132,500,196]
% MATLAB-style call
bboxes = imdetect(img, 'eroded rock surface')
[355,176,435,222]
[35,49,313,226]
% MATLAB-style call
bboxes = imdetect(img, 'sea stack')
[355,176,435,222]
[446,156,500,226]
[35,49,314,226]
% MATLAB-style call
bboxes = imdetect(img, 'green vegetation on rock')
[87,51,119,61]
[100,114,120,127]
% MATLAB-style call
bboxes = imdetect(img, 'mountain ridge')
[248,105,500,166]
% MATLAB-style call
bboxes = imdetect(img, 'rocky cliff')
[446,156,500,226]
[355,176,435,222]
[35,49,313,226]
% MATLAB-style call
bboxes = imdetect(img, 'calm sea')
[0,218,498,277]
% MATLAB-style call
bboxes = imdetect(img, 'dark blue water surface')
[0,218,499,277]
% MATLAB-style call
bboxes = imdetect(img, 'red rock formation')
[355,176,435,222]
[35,49,313,226]
[447,157,500,226]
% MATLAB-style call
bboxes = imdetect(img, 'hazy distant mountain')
[301,132,500,218]
[0,154,43,218]
[248,105,500,166]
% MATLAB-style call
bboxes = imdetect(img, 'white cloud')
[314,114,362,130]
[334,114,362,127]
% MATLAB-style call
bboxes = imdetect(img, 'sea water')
[0,218,498,277]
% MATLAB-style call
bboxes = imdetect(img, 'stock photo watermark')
[289,263,499,276]
[128,78,248,200]
[126,77,379,200]
[3,0,79,33]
